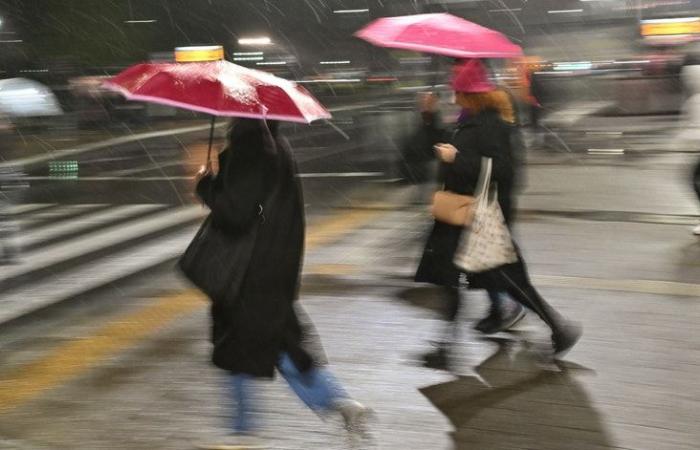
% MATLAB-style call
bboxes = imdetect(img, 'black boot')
[552,321,583,359]
[420,343,450,370]
[474,302,526,334]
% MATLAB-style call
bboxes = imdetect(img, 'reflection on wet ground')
[421,338,613,450]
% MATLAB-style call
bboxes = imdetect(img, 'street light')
[333,9,369,14]
[238,37,272,46]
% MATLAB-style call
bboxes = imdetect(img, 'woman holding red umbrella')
[103,54,371,448]
[193,118,371,448]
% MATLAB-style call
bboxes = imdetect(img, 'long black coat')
[196,120,319,378]
[415,109,519,289]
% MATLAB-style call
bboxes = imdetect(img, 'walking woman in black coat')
[193,118,370,448]
[415,60,581,369]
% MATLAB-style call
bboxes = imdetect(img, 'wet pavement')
[0,191,699,449]
[0,106,699,449]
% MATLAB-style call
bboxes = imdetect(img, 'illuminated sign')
[175,46,224,63]
[641,17,700,37]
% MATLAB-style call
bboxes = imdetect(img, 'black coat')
[196,121,319,377]
[415,109,519,288]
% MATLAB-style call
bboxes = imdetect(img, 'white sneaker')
[334,398,374,433]
[196,434,265,450]
[693,224,700,235]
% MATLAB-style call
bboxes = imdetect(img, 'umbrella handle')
[206,116,216,167]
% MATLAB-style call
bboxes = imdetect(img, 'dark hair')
[226,118,279,156]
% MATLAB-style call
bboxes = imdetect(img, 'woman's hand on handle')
[196,161,213,182]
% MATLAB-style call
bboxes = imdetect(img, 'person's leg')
[277,353,371,431]
[493,267,563,331]
[197,375,265,449]
[487,290,505,311]
[443,285,461,324]
[421,286,460,369]
[491,265,581,356]
[474,290,525,334]
[277,353,348,413]
[228,374,254,434]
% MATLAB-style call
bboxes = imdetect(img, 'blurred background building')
[1,0,699,118]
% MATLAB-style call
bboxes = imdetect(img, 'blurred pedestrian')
[400,92,440,190]
[184,119,371,449]
[679,53,700,235]
[415,60,581,369]
[417,60,525,342]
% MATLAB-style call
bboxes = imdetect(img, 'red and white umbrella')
[103,60,331,163]
[355,13,522,59]
[104,60,331,123]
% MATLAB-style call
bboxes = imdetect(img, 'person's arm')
[419,92,449,146]
[434,142,481,189]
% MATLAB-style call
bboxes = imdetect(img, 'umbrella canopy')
[103,60,331,123]
[0,78,63,118]
[355,13,522,59]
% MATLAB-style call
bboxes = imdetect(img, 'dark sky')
[1,0,698,74]
[0,0,390,69]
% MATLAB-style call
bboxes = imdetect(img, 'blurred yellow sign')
[175,46,224,63]
[641,18,700,37]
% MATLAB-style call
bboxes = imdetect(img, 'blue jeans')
[229,353,349,433]
[488,290,505,311]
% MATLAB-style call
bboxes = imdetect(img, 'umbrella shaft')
[206,116,216,165]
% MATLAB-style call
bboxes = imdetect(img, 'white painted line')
[532,275,700,298]
[17,204,108,227]
[7,203,56,215]
[0,205,206,284]
[17,204,165,248]
[333,8,369,13]
[0,226,199,324]
[587,148,625,154]
[298,172,384,178]
[548,9,583,14]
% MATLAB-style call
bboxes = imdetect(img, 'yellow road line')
[305,206,386,249]
[305,264,359,276]
[0,292,203,412]
[0,204,387,413]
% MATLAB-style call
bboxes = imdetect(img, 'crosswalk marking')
[16,204,108,228]
[0,202,208,325]
[0,227,198,324]
[0,204,205,285]
[6,203,56,215]
[16,204,166,249]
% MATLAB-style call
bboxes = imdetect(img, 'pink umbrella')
[355,13,522,59]
[103,60,331,163]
